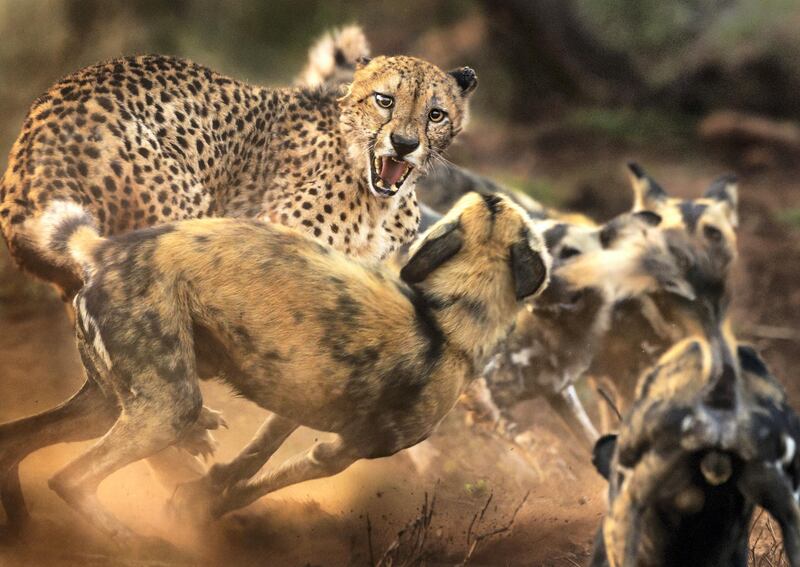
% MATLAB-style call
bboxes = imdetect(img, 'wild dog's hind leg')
[47,376,203,543]
[212,437,359,518]
[0,364,119,536]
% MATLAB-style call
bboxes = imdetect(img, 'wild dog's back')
[70,192,548,456]
[75,218,441,431]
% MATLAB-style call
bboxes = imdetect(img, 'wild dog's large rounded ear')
[633,210,663,226]
[627,162,668,211]
[737,344,770,379]
[593,434,618,480]
[510,237,549,300]
[401,221,463,284]
[448,66,478,96]
[704,174,739,228]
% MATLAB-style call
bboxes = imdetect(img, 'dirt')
[0,129,798,566]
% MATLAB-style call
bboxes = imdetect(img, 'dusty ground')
[0,122,798,565]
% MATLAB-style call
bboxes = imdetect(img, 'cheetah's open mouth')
[368,151,413,198]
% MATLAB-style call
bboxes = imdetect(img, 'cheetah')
[0,53,477,301]
[0,49,476,534]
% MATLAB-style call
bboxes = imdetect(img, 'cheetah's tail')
[296,24,370,88]
[36,200,104,271]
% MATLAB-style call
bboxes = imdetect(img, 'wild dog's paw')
[178,429,218,461]
[196,406,228,430]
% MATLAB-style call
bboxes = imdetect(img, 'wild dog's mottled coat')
[590,163,739,415]
[472,210,688,444]
[22,192,548,540]
[590,337,800,567]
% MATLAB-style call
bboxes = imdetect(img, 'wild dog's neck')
[420,285,520,367]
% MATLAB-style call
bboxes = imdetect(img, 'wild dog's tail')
[296,25,370,87]
[36,200,104,271]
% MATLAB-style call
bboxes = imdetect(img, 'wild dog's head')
[592,337,800,567]
[627,161,738,252]
[400,193,550,334]
[339,56,477,199]
[598,163,741,341]
[541,219,603,269]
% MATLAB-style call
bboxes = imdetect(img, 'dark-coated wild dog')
[590,336,800,567]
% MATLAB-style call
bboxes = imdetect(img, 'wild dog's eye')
[559,246,581,260]
[704,225,723,242]
[429,108,446,123]
[374,93,394,109]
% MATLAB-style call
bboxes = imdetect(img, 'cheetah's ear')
[448,67,478,96]
[592,434,618,481]
[401,221,463,284]
[356,56,373,69]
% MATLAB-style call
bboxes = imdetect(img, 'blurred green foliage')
[564,108,695,148]
[779,208,800,229]
[576,0,800,85]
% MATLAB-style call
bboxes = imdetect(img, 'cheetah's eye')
[429,108,446,123]
[374,93,394,109]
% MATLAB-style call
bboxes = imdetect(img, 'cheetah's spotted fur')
[0,53,476,298]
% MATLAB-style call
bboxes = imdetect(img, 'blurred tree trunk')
[480,0,645,121]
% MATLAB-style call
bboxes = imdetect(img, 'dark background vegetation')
[0,1,798,565]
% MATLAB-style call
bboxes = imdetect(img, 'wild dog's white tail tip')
[297,25,370,88]
[36,200,103,269]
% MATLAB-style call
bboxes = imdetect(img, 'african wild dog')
[11,192,548,543]
[589,163,739,424]
[590,335,800,567]
[453,163,739,450]
[464,207,684,445]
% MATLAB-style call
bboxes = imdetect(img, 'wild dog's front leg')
[210,413,296,486]
[169,413,298,518]
[212,437,359,518]
[544,385,599,449]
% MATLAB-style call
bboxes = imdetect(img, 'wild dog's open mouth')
[368,151,414,197]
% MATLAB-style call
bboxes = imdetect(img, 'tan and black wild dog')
[12,192,548,543]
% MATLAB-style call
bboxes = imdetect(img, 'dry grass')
[750,509,789,567]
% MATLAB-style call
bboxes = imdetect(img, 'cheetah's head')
[339,55,477,199]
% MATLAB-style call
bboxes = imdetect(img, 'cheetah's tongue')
[379,157,409,188]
